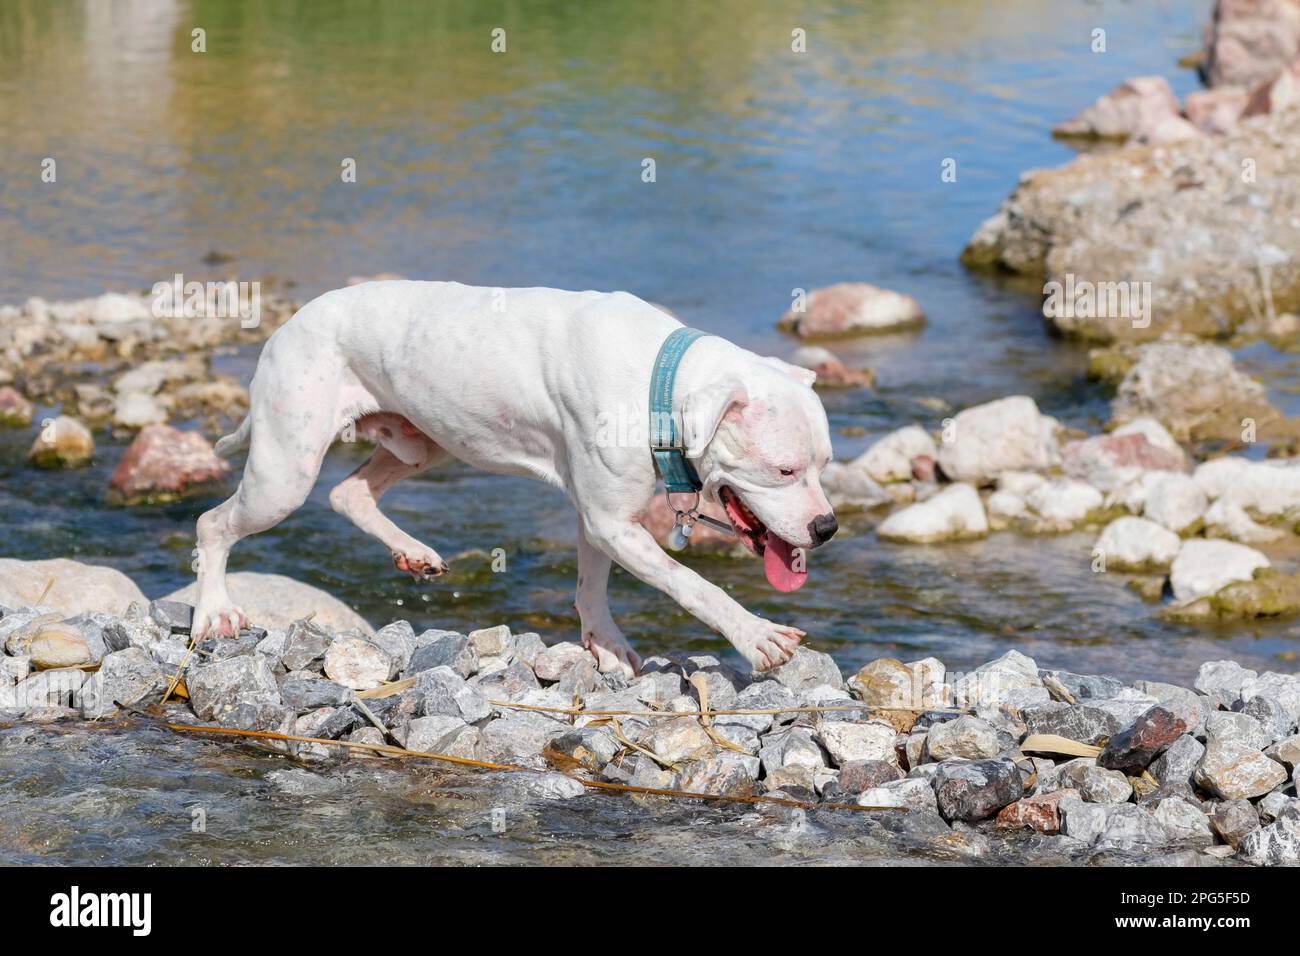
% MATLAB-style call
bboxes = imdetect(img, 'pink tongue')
[763,532,808,592]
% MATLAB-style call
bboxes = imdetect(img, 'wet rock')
[934,758,1023,822]
[925,715,1001,761]
[0,386,34,427]
[1195,659,1257,707]
[1053,76,1182,141]
[876,482,988,543]
[404,714,479,758]
[1209,798,1261,848]
[1142,474,1207,534]
[789,346,875,389]
[186,656,281,722]
[678,752,761,797]
[161,572,371,635]
[1022,702,1121,746]
[934,396,1057,485]
[28,415,94,468]
[415,666,491,723]
[1170,540,1269,604]
[0,558,146,618]
[770,646,843,691]
[1195,741,1288,799]
[1151,734,1206,789]
[1114,342,1278,443]
[1060,760,1133,803]
[1206,711,1274,750]
[851,426,937,484]
[996,789,1076,834]
[859,777,937,812]
[11,669,87,708]
[837,758,904,793]
[1194,456,1300,517]
[1238,807,1300,865]
[295,706,359,742]
[816,720,897,765]
[532,641,593,682]
[75,647,164,718]
[1202,0,1300,88]
[1098,705,1189,772]
[279,676,353,713]
[407,630,476,679]
[1061,430,1186,493]
[526,772,586,800]
[1094,517,1182,573]
[776,282,925,338]
[1203,498,1284,545]
[479,717,567,768]
[545,726,620,772]
[759,726,827,781]
[323,637,395,691]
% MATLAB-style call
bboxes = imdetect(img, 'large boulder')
[962,108,1300,341]
[935,396,1057,484]
[851,425,937,484]
[108,424,230,504]
[1111,342,1278,442]
[1052,76,1183,141]
[1202,0,1300,89]
[160,572,372,634]
[0,558,146,617]
[1060,427,1186,493]
[777,283,925,338]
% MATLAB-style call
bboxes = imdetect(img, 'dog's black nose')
[808,512,838,547]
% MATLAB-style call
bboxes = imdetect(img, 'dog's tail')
[214,415,252,458]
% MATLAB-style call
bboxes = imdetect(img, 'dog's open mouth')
[718,486,808,592]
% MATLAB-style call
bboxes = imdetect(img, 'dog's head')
[683,357,836,592]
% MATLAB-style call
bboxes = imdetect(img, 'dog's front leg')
[583,516,804,672]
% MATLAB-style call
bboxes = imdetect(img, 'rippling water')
[1,0,1290,864]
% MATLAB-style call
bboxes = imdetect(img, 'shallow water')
[0,0,1293,864]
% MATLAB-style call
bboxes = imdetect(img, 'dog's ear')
[682,381,749,458]
[761,356,817,387]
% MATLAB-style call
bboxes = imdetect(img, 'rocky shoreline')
[1,588,1297,865]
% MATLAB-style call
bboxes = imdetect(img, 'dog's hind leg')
[329,413,450,578]
[193,406,338,639]
[575,519,640,678]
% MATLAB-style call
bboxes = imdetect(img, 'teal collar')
[649,327,712,493]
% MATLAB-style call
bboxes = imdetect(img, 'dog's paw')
[192,603,248,640]
[581,626,641,680]
[731,616,805,672]
[392,549,449,580]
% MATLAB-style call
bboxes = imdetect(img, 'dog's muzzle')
[807,512,838,548]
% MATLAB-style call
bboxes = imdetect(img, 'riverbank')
[2,590,1296,865]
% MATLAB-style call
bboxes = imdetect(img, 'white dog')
[194,281,838,675]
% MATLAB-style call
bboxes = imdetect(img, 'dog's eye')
[779,468,796,477]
